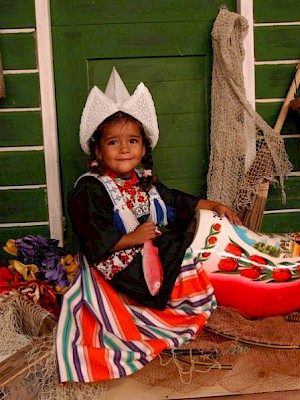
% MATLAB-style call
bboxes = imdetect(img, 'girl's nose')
[120,142,129,152]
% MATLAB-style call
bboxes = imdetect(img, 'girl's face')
[96,119,145,177]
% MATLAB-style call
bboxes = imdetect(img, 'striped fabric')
[56,249,217,383]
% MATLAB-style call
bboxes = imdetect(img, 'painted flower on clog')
[208,236,218,245]
[248,255,267,269]
[198,222,222,262]
[272,268,292,282]
[240,268,261,279]
[218,258,239,272]
[225,243,243,257]
[212,223,221,232]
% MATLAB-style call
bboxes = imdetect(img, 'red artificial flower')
[0,267,14,284]
[208,236,217,245]
[212,223,221,232]
[248,255,267,269]
[240,268,261,279]
[272,268,292,282]
[225,243,243,257]
[218,258,239,272]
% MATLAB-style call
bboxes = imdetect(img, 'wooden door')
[50,0,236,245]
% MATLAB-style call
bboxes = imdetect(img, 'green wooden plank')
[0,189,48,224]
[53,22,212,64]
[88,56,207,85]
[159,177,206,198]
[0,73,40,108]
[285,138,300,172]
[0,112,43,146]
[256,102,300,134]
[51,0,236,25]
[0,225,50,242]
[158,113,208,148]
[255,26,300,61]
[88,56,208,114]
[0,1,35,29]
[0,151,46,186]
[254,0,300,23]
[261,212,300,234]
[153,146,208,182]
[255,64,297,99]
[0,225,50,262]
[0,33,36,69]
[151,80,207,115]
[266,177,300,210]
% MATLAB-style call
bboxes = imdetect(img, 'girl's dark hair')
[88,111,156,191]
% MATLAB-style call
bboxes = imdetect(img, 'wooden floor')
[182,392,300,399]
[104,374,300,400]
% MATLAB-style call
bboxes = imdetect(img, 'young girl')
[57,68,240,383]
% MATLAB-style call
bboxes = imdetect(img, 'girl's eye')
[130,138,138,143]
[107,140,118,145]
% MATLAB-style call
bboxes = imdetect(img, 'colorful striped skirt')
[56,249,216,383]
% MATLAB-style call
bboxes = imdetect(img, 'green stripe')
[183,251,193,260]
[125,351,138,374]
[82,263,93,304]
[104,335,119,350]
[103,336,139,374]
[62,286,82,381]
[146,326,175,339]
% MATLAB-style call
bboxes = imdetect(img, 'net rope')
[207,9,292,211]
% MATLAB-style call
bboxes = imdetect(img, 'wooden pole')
[274,63,300,133]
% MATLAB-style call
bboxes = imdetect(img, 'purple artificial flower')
[15,235,69,288]
[15,235,65,265]
[43,257,69,288]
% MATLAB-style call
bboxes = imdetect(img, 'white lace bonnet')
[79,67,159,154]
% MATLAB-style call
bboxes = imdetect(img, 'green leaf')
[279,261,298,266]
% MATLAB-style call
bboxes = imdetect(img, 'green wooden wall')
[253,0,300,232]
[0,0,50,250]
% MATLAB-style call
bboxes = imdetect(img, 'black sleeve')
[154,181,199,231]
[68,176,123,265]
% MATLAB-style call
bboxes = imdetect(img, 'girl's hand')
[110,222,159,251]
[196,199,242,225]
[130,222,157,245]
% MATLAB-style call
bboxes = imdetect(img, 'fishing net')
[25,329,107,400]
[0,294,52,359]
[207,8,292,211]
[132,306,300,395]
[0,295,107,400]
